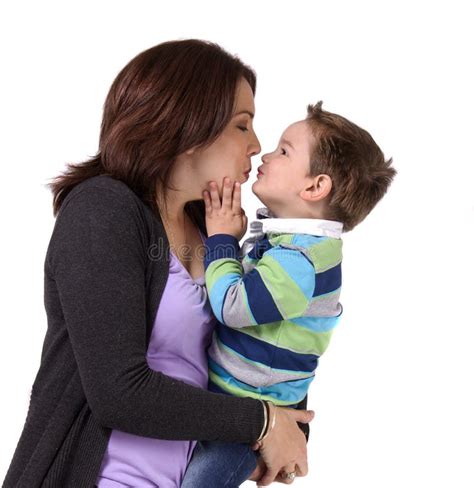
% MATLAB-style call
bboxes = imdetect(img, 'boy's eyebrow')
[280,138,295,151]
[233,110,255,119]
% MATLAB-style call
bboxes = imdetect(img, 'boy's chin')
[251,179,262,195]
[251,182,268,207]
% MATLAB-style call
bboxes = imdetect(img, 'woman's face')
[188,78,261,197]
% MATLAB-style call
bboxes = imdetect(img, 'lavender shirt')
[96,233,216,488]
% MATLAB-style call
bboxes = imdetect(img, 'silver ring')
[284,471,297,481]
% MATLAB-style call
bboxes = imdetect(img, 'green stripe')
[307,238,342,272]
[205,259,242,291]
[237,322,282,344]
[268,234,295,246]
[257,254,307,318]
[278,323,333,355]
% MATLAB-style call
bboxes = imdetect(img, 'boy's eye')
[280,147,287,155]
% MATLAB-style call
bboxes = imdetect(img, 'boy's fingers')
[222,177,232,210]
[208,182,221,210]
[232,181,242,213]
[203,190,212,211]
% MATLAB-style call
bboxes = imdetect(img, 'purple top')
[96,232,216,488]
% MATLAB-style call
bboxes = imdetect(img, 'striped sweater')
[204,207,344,406]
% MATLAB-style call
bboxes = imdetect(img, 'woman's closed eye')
[238,125,248,132]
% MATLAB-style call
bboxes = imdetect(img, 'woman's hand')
[251,403,314,486]
[203,176,247,241]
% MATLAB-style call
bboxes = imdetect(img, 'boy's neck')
[264,203,329,220]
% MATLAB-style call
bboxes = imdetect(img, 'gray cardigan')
[2,175,307,488]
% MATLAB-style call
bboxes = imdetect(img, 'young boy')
[181,101,396,487]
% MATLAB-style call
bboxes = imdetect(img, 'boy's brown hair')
[306,101,396,232]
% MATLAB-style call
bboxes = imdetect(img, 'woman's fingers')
[275,464,298,485]
[284,408,315,425]
[248,456,266,482]
[257,465,280,486]
[295,458,308,477]
[295,463,307,478]
[257,404,311,486]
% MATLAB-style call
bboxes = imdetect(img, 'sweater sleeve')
[47,186,264,443]
[204,234,315,328]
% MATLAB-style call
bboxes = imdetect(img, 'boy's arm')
[204,234,315,328]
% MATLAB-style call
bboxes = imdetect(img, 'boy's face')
[252,120,316,217]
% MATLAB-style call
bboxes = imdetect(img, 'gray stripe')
[208,337,314,387]
[304,293,342,317]
[221,283,255,328]
[242,257,257,274]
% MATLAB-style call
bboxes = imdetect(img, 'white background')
[1,1,473,487]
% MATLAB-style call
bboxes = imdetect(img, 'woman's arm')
[47,185,264,443]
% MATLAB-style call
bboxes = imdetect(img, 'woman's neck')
[157,192,191,225]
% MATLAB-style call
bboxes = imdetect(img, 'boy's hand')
[203,176,248,241]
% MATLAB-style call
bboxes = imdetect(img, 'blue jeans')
[181,440,259,488]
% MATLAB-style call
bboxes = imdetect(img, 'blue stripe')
[313,264,342,297]
[204,234,240,269]
[248,237,273,260]
[264,247,315,300]
[291,234,325,248]
[242,268,284,323]
[290,315,341,333]
[216,323,318,372]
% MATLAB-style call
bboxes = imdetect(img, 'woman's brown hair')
[46,39,256,222]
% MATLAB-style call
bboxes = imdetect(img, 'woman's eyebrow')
[233,110,255,119]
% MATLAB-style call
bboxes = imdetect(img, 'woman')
[2,39,313,488]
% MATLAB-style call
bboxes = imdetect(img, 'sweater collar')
[251,207,343,239]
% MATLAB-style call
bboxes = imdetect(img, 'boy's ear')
[300,174,332,202]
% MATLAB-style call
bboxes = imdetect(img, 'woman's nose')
[248,131,261,157]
